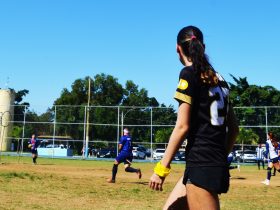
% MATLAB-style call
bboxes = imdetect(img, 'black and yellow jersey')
[174,66,230,167]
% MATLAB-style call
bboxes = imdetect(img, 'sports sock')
[125,167,138,173]
[267,167,272,180]
[32,157,36,163]
[112,164,118,180]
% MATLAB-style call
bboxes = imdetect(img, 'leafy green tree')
[229,75,249,107]
[122,80,159,107]
[11,89,29,140]
[236,128,259,145]
[90,74,124,141]
[120,80,161,141]
[154,127,173,144]
[37,109,54,135]
[152,105,176,145]
[93,74,123,105]
[229,75,280,141]
[53,74,123,142]
[11,126,22,138]
[13,89,29,121]
[52,74,172,145]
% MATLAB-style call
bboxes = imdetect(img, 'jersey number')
[209,87,227,126]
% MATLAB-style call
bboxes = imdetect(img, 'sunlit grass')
[0,156,279,209]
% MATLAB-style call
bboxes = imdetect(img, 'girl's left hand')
[149,173,165,191]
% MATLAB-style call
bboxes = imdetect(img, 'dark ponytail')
[268,132,274,140]
[177,26,218,86]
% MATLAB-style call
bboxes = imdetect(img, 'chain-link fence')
[3,105,177,158]
[1,105,280,161]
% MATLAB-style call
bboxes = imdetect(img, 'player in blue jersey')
[149,26,239,210]
[261,132,280,185]
[27,134,40,164]
[107,128,142,183]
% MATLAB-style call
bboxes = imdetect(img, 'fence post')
[83,106,87,158]
[85,105,90,158]
[150,107,153,161]
[117,106,120,154]
[265,106,268,136]
[52,106,57,158]
[20,105,27,155]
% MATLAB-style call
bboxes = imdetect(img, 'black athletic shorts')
[270,157,279,164]
[31,149,38,155]
[182,166,230,194]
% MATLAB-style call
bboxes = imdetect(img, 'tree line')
[10,73,280,152]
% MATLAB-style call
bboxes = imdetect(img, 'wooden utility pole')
[85,77,91,157]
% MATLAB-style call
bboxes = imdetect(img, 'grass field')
[0,156,280,210]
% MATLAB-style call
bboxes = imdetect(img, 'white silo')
[0,89,15,151]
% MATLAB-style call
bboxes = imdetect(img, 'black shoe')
[137,169,142,179]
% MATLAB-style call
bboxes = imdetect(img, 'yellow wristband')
[154,161,171,178]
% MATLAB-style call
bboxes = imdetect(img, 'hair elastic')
[191,35,196,40]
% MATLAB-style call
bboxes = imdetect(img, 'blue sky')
[0,0,279,113]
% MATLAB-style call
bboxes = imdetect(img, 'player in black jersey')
[149,26,239,210]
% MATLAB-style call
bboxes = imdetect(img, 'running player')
[261,132,280,185]
[27,134,40,164]
[149,26,239,210]
[107,128,142,183]
[271,139,280,176]
[272,140,280,175]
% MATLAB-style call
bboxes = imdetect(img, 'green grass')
[0,171,37,180]
[0,156,280,209]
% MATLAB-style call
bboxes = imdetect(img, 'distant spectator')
[81,145,85,158]
[256,143,265,170]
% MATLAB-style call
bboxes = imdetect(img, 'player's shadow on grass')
[128,181,149,185]
[37,163,55,165]
[230,176,246,180]
[21,163,55,166]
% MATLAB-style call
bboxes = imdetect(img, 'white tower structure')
[0,89,15,151]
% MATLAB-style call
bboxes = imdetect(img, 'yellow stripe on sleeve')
[174,91,192,104]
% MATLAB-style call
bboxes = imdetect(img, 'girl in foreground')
[149,26,239,210]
